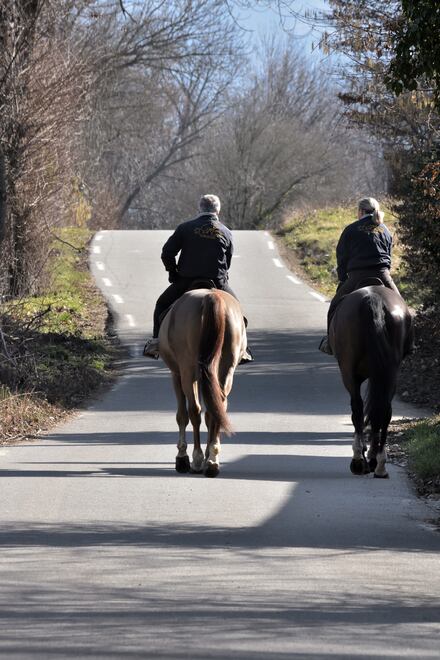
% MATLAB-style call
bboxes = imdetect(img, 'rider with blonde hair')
[319,197,401,355]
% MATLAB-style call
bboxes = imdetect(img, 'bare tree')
[175,40,385,228]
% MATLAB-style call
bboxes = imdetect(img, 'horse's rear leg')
[368,403,392,479]
[346,377,369,476]
[172,373,190,473]
[203,367,234,478]
[204,410,221,478]
[181,376,203,473]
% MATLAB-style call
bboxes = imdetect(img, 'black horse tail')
[362,292,397,434]
[198,291,232,436]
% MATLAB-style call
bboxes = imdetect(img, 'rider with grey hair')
[144,194,253,362]
[319,197,401,355]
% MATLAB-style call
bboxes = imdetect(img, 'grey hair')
[358,197,384,225]
[199,194,221,214]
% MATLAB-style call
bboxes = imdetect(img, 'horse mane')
[198,290,232,435]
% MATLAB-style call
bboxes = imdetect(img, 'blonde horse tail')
[199,290,232,436]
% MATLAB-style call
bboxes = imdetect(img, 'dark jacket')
[161,213,233,284]
[336,213,393,281]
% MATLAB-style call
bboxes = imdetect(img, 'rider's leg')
[217,281,253,364]
[378,268,402,298]
[152,280,189,337]
[320,278,356,355]
[144,280,190,359]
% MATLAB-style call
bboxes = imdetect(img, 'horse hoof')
[368,457,378,472]
[204,463,219,478]
[350,459,364,475]
[175,456,190,473]
[374,472,389,479]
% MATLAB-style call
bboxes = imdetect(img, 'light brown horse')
[159,288,248,477]
[329,284,414,478]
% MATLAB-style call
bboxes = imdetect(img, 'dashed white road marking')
[112,294,124,304]
[102,278,112,287]
[287,275,300,285]
[96,262,105,271]
[309,291,327,303]
[267,241,274,250]
[125,314,135,327]
[273,258,284,268]
[93,245,101,254]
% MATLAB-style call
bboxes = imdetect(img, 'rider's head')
[358,197,384,225]
[199,194,221,215]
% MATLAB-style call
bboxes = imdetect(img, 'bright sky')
[235,1,329,56]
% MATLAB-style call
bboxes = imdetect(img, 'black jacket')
[336,213,393,281]
[161,213,233,284]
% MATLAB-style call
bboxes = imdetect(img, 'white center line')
[273,258,284,268]
[93,245,101,254]
[102,278,112,287]
[287,275,300,285]
[112,294,124,304]
[267,241,274,250]
[125,314,135,327]
[96,262,105,271]
[309,291,327,303]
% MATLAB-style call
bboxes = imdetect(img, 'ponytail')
[358,197,383,225]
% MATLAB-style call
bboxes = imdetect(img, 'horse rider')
[143,194,253,363]
[319,197,402,356]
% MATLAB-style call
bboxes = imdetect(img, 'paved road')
[1,230,439,659]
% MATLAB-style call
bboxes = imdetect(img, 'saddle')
[188,278,217,291]
[158,279,218,326]
[356,276,385,289]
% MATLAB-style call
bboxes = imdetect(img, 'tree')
[387,0,440,108]
[175,40,387,229]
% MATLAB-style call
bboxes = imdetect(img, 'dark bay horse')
[158,288,248,477]
[329,285,414,478]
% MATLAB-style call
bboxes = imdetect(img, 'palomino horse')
[329,284,414,478]
[159,288,248,477]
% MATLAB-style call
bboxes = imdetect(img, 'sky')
[234,1,329,55]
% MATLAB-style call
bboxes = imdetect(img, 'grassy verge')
[276,203,414,303]
[0,227,118,444]
[406,416,440,482]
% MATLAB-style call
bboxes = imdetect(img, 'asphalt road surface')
[1,230,439,659]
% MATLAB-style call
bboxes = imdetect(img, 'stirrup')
[318,337,333,356]
[143,338,160,360]
[239,347,254,365]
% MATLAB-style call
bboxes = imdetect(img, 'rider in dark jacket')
[319,197,401,355]
[143,195,252,362]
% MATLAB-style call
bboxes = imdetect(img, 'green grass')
[405,416,440,479]
[276,203,413,301]
[1,227,116,441]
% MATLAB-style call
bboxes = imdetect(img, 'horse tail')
[361,292,397,433]
[198,290,232,436]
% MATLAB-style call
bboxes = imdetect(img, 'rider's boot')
[143,337,160,359]
[239,347,254,365]
[319,336,333,356]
